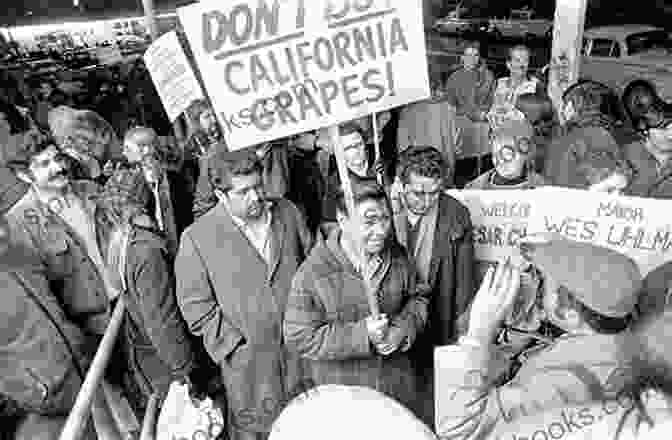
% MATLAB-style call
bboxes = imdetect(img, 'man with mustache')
[175,147,313,440]
[6,138,116,338]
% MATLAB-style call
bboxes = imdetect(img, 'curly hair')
[396,146,447,184]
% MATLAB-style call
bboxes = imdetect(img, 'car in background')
[61,48,97,70]
[579,25,672,105]
[116,34,148,56]
[488,7,553,40]
[433,4,489,36]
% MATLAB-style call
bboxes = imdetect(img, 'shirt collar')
[224,198,273,231]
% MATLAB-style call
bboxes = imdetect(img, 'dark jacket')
[0,244,92,415]
[286,147,326,234]
[284,230,429,417]
[182,131,224,217]
[6,181,111,335]
[624,140,672,199]
[395,194,476,425]
[410,194,475,351]
[118,226,198,408]
[444,64,496,121]
[544,111,623,188]
[176,198,313,438]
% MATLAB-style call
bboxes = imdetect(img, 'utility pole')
[140,0,158,41]
[547,0,588,123]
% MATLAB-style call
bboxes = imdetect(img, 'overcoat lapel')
[267,206,285,283]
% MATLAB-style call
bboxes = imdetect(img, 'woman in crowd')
[488,45,546,131]
[94,166,215,418]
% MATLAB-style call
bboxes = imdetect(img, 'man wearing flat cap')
[175,148,313,440]
[435,236,642,440]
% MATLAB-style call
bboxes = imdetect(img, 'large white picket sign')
[451,187,672,277]
[143,31,205,122]
[527,187,672,277]
[447,189,534,265]
[178,0,430,150]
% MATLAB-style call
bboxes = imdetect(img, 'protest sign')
[178,0,430,150]
[143,31,205,122]
[527,187,672,276]
[95,46,124,65]
[446,189,536,265]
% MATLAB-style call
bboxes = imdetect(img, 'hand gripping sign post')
[177,0,430,151]
[143,31,206,123]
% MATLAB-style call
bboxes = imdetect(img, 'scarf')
[393,201,438,284]
[337,230,392,311]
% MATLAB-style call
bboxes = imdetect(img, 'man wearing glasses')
[466,119,547,190]
[624,114,672,199]
[391,146,476,426]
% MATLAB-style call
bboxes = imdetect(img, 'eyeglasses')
[493,138,532,162]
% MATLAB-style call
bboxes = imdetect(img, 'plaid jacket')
[284,231,430,416]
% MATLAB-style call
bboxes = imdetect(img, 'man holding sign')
[285,182,429,419]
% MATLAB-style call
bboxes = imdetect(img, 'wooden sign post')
[329,124,382,318]
[547,0,589,123]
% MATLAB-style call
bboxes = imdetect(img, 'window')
[590,39,619,57]
[626,31,672,55]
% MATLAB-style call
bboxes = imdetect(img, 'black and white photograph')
[1,0,672,439]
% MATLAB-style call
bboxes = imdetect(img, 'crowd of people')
[0,37,671,440]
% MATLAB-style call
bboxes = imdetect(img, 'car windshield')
[626,31,672,55]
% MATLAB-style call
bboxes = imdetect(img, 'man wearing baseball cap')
[435,236,642,439]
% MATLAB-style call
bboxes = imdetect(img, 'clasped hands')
[365,314,411,356]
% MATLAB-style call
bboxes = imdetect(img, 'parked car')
[489,7,553,40]
[579,25,672,105]
[433,5,489,36]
